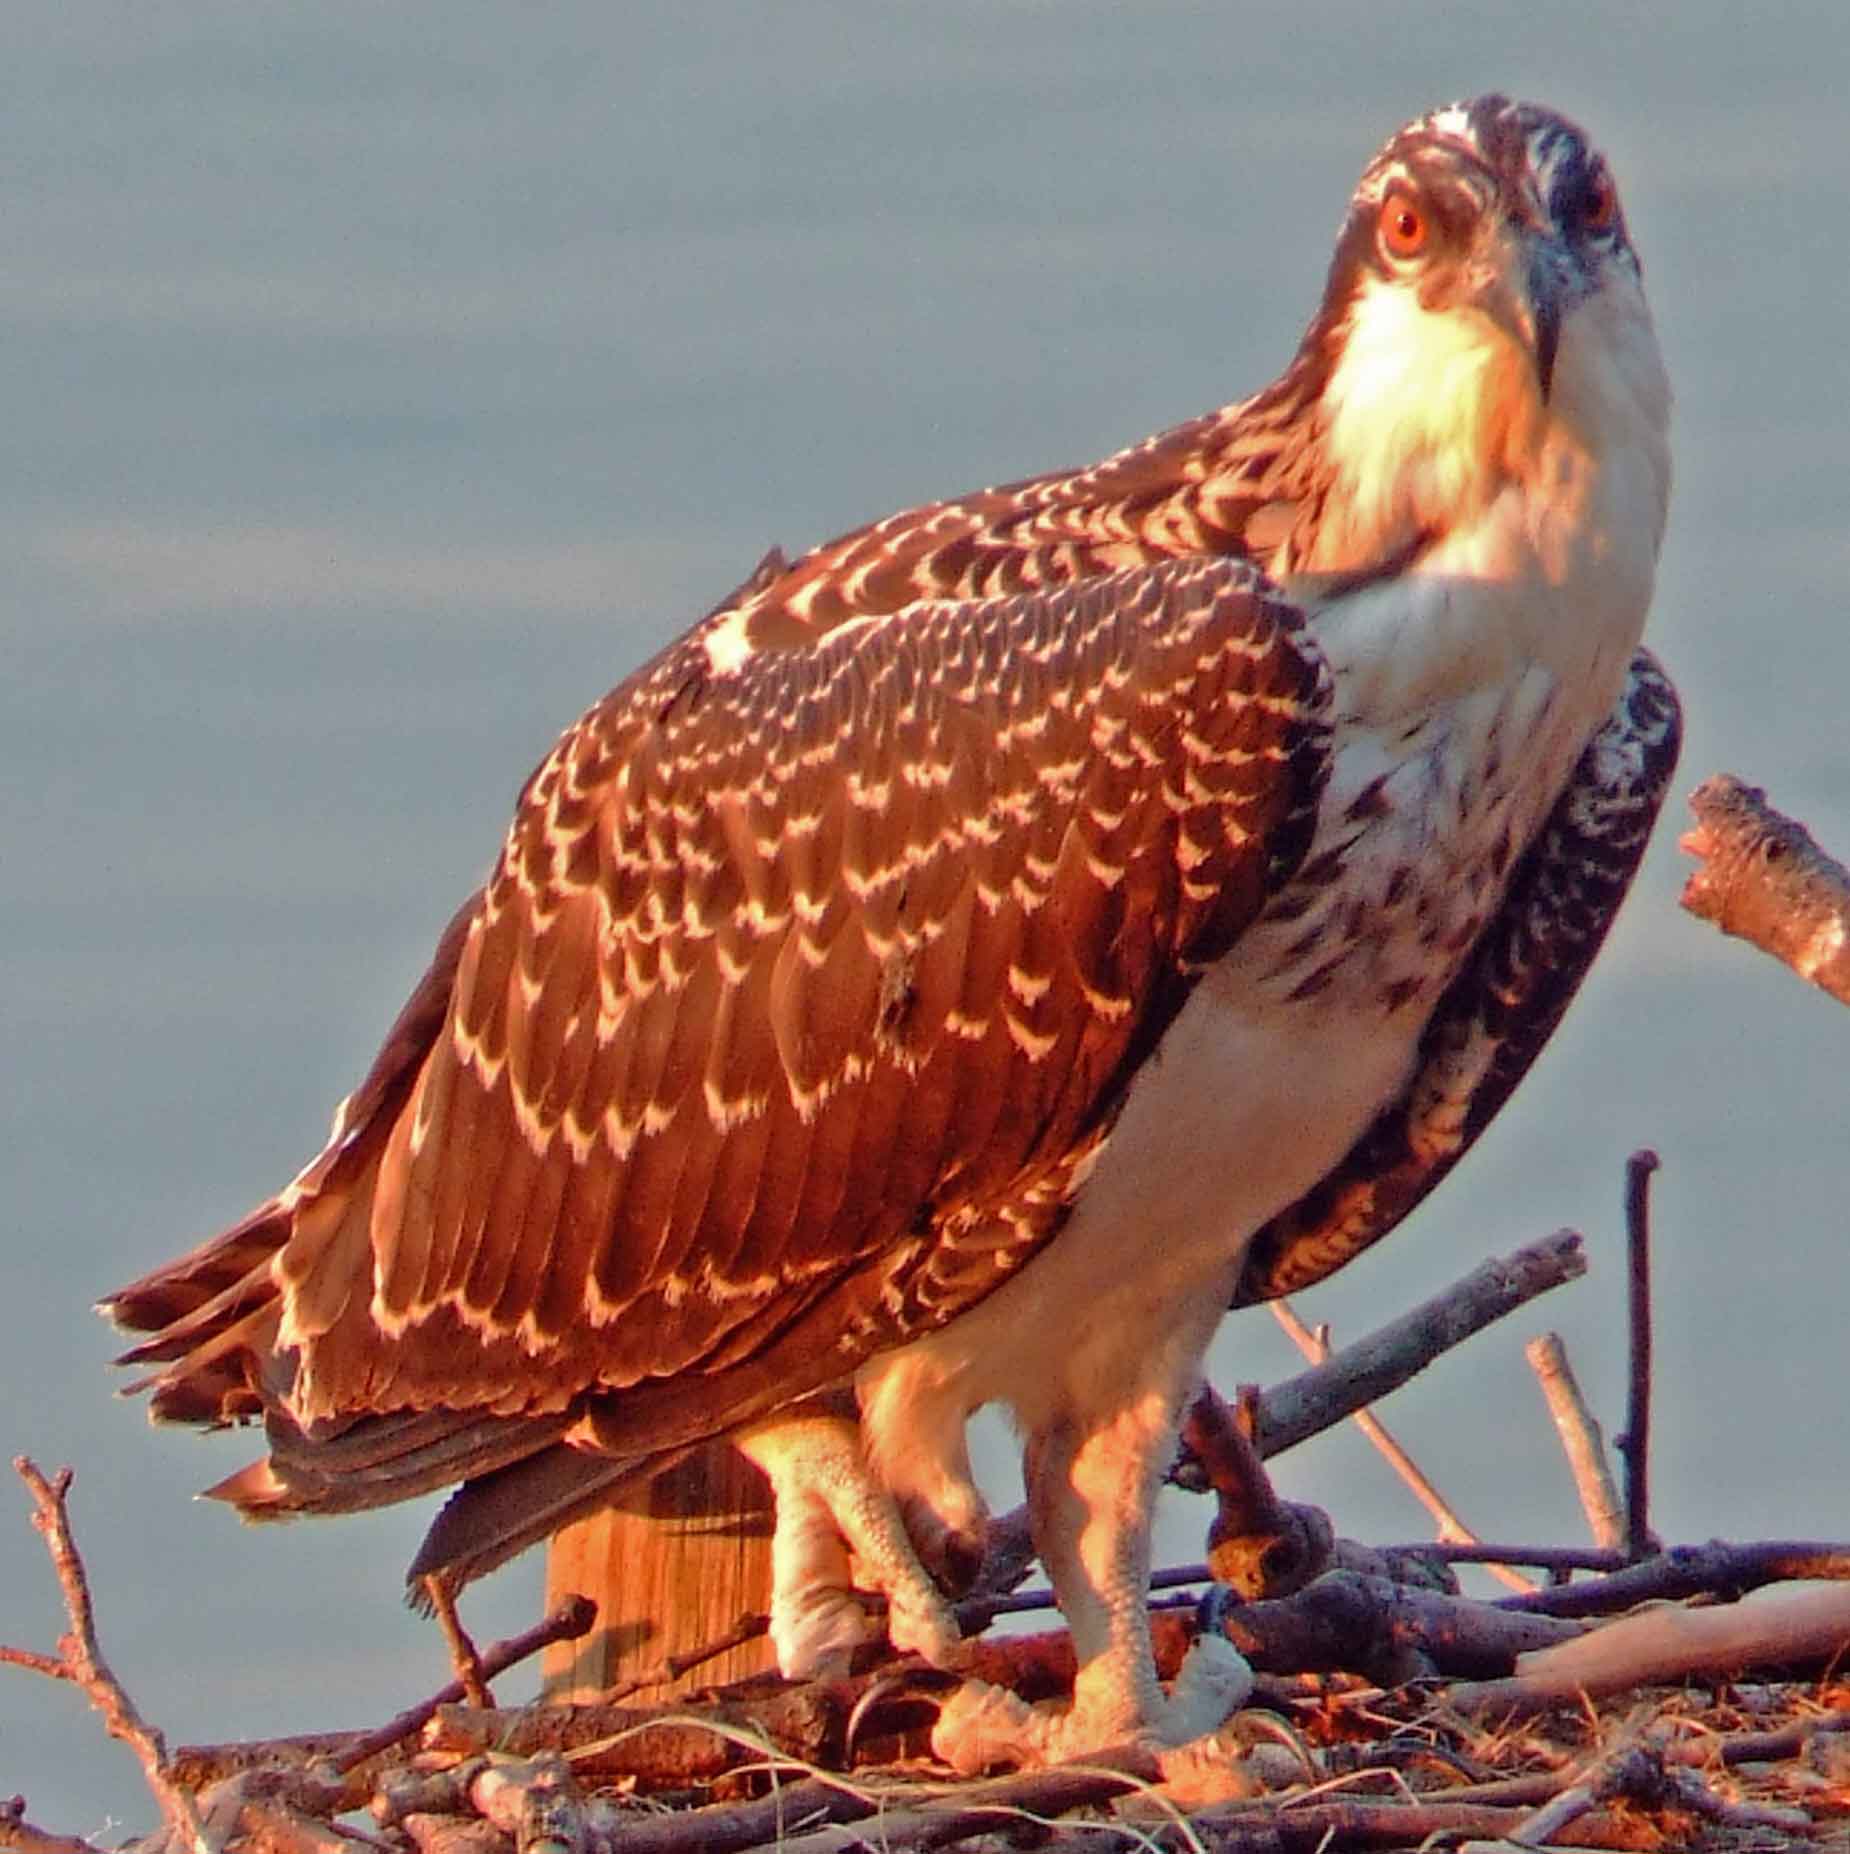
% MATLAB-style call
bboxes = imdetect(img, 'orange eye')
[1582,164,1618,233]
[1379,193,1428,260]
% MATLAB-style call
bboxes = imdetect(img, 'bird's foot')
[929,1630,1255,1775]
[735,1410,969,1681]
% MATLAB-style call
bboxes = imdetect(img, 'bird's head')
[1296,95,1669,575]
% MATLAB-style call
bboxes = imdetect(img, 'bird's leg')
[734,1404,962,1680]
[856,1355,992,1595]
[931,1389,1251,1773]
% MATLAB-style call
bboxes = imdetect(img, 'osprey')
[106,95,1678,1768]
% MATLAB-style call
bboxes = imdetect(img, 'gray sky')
[4,2,1848,1830]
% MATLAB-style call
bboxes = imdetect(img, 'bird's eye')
[1379,193,1428,261]
[1581,164,1619,234]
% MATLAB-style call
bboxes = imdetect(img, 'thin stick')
[0,1646,75,1683]
[1249,1229,1586,1457]
[1524,1330,1625,1550]
[419,1575,493,1709]
[1617,1150,1659,1560]
[599,1608,775,1704]
[1414,1541,1624,1572]
[1270,1301,1535,1594]
[1492,1536,1850,1619]
[330,1594,596,1775]
[9,1459,205,1850]
[1665,1708,1850,1768]
[0,1796,106,1854]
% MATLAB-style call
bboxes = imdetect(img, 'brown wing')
[1233,648,1681,1306]
[111,553,1330,1515]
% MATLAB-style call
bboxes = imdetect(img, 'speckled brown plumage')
[101,97,1681,1652]
[109,548,1330,1494]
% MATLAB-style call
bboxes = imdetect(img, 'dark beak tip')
[1537,333,1559,403]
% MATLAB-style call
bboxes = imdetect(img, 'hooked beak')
[1472,230,1586,404]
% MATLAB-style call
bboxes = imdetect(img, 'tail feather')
[122,1301,283,1425]
[100,1200,291,1340]
[101,890,479,1422]
[110,1253,277,1370]
[208,1403,581,1518]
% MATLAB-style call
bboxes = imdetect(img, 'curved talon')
[844,1670,901,1762]
[844,1664,961,1762]
[1224,1705,1321,1784]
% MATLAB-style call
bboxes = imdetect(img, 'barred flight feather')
[111,551,1329,1471]
[101,103,1680,1694]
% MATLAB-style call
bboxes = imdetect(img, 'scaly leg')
[734,1406,963,1679]
[857,1351,993,1594]
[931,1381,1250,1772]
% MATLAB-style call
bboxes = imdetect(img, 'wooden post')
[541,1443,777,1701]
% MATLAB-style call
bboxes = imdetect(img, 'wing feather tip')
[201,1458,292,1515]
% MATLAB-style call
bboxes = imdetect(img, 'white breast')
[863,273,1671,1441]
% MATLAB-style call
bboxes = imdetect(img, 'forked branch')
[5,1459,204,1850]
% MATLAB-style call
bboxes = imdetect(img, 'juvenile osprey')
[106,95,1679,1768]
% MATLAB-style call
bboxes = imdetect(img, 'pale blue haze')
[3,2,1847,1828]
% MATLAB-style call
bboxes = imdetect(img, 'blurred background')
[4,2,1846,1829]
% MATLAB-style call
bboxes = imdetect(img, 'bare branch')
[576,1776,876,1854]
[0,1646,76,1684]
[331,1593,596,1774]
[0,1797,105,1854]
[1453,1580,1850,1715]
[8,1459,204,1850]
[1494,1537,1850,1618]
[418,1576,493,1710]
[1249,1229,1586,1457]
[1406,1541,1624,1572]
[1617,1149,1659,1560]
[1270,1300,1534,1594]
[1662,1707,1850,1770]
[1525,1330,1625,1550]
[1168,1794,1626,1852]
[1680,772,1850,1006]
[597,1608,776,1704]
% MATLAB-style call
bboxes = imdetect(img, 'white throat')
[1305,266,1671,736]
